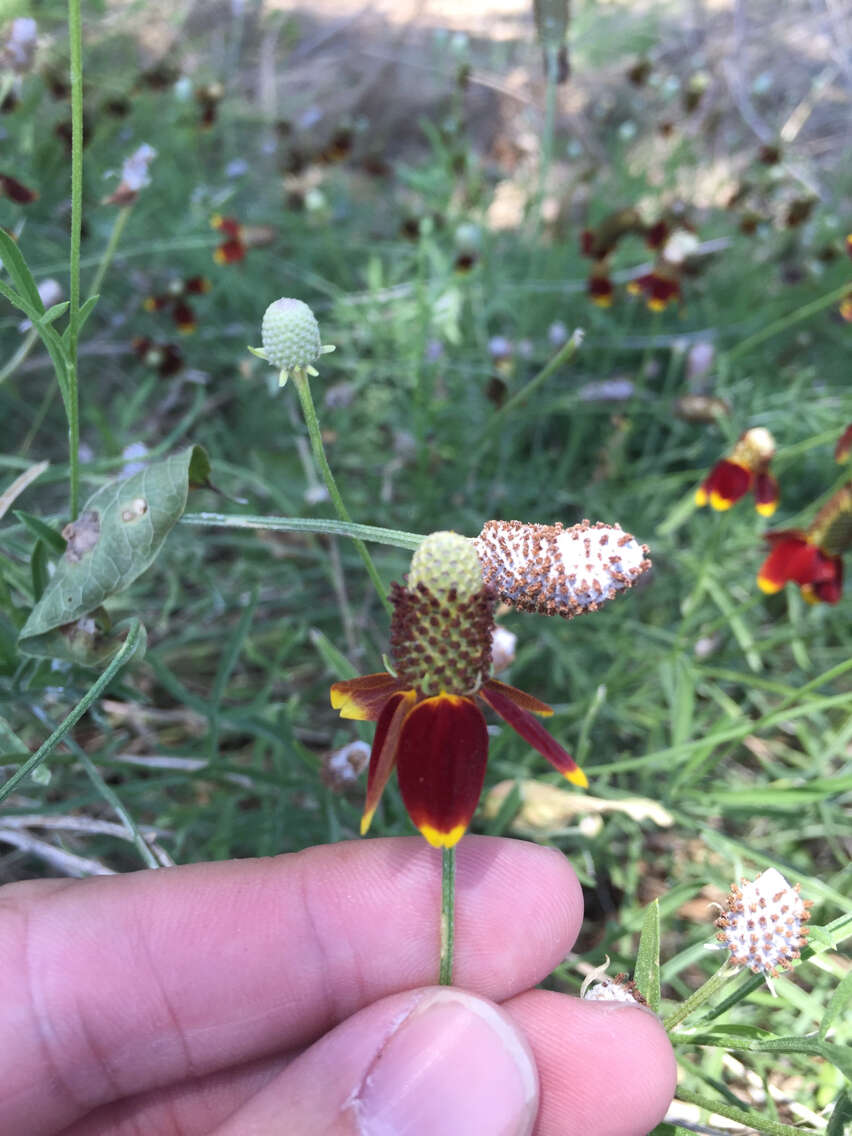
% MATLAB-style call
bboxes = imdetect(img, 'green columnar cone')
[393,532,493,697]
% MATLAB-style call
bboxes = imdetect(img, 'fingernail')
[357,988,538,1136]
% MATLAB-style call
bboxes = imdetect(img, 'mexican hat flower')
[210,214,275,264]
[696,427,779,515]
[757,483,851,604]
[143,275,211,333]
[330,531,588,848]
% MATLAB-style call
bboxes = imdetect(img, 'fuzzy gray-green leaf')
[19,446,207,647]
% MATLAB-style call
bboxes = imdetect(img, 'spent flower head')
[475,519,650,619]
[581,960,648,1007]
[249,297,335,387]
[712,868,812,994]
[104,143,157,205]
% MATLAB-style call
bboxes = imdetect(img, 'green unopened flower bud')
[392,531,494,697]
[248,297,335,387]
[408,531,483,602]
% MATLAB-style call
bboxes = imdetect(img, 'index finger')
[0,835,582,1136]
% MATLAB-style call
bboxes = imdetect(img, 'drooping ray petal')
[395,695,489,848]
[699,459,752,511]
[479,682,587,788]
[753,471,779,516]
[480,678,553,717]
[808,558,843,604]
[172,300,196,333]
[330,672,408,721]
[361,690,417,836]
[214,238,245,264]
[757,532,819,594]
[185,275,211,295]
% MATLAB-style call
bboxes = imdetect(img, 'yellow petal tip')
[419,823,466,849]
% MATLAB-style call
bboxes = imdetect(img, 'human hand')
[0,836,675,1135]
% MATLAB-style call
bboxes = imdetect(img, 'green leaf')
[75,293,99,338]
[18,446,208,650]
[827,1089,851,1136]
[13,510,67,556]
[0,228,44,313]
[309,627,358,680]
[30,539,49,601]
[0,715,28,756]
[820,971,852,1041]
[635,898,661,1012]
[41,300,70,325]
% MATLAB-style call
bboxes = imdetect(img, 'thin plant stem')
[0,620,143,805]
[87,205,131,300]
[536,46,558,220]
[67,0,85,520]
[180,511,425,550]
[725,281,850,361]
[31,707,160,870]
[439,845,456,985]
[292,371,392,615]
[673,1088,808,1136]
[479,328,584,444]
[663,959,736,1031]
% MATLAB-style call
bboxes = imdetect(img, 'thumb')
[212,987,539,1135]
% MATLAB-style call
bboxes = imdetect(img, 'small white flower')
[2,17,38,73]
[475,519,651,619]
[547,320,568,347]
[712,868,812,994]
[490,626,517,674]
[120,442,149,478]
[662,228,700,266]
[322,740,370,791]
[104,144,157,205]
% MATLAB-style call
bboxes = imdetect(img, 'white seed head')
[714,868,811,986]
[475,519,651,619]
[261,298,323,371]
[2,17,38,73]
[580,960,647,1006]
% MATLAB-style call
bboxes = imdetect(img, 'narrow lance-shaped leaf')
[634,898,661,1012]
[19,445,209,650]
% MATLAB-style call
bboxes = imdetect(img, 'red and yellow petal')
[697,459,752,511]
[214,238,246,264]
[186,275,211,295]
[753,471,779,516]
[361,690,418,836]
[172,300,197,334]
[480,678,553,717]
[587,273,614,307]
[478,682,587,788]
[757,531,819,594]
[807,558,843,604]
[395,694,489,848]
[330,672,408,721]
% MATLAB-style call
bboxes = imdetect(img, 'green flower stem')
[181,512,425,550]
[479,329,583,444]
[67,0,85,520]
[292,371,392,615]
[725,281,851,362]
[439,845,456,985]
[663,959,737,1031]
[87,205,131,300]
[673,1088,809,1136]
[0,620,143,805]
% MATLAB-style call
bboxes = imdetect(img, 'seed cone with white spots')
[714,868,811,989]
[475,519,651,619]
